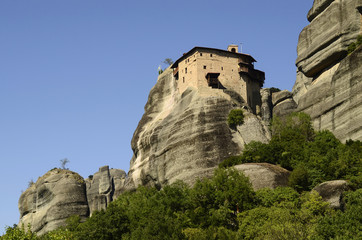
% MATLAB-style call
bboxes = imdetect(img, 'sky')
[0,0,313,234]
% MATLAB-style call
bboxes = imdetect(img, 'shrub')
[357,35,362,46]
[227,109,244,129]
[219,155,243,168]
[347,42,356,54]
[288,166,311,192]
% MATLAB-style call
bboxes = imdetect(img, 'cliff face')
[292,0,362,142]
[18,169,89,235]
[126,68,270,189]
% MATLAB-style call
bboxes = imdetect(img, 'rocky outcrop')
[293,0,362,142]
[169,163,290,191]
[260,88,272,122]
[234,163,290,190]
[313,180,350,209]
[126,68,271,190]
[296,0,360,78]
[272,90,297,118]
[18,169,89,235]
[85,166,127,214]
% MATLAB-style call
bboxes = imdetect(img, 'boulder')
[160,163,290,191]
[18,169,89,235]
[313,180,350,209]
[85,166,126,214]
[234,163,290,190]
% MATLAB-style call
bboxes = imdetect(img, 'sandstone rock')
[128,68,270,189]
[272,90,293,106]
[295,47,362,141]
[273,98,298,118]
[313,180,350,209]
[307,0,335,22]
[293,0,362,142]
[234,163,290,190]
[357,0,362,12]
[296,0,360,78]
[85,166,126,214]
[18,169,89,235]
[260,88,272,122]
[163,163,290,191]
[233,113,271,148]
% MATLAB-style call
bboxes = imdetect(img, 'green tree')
[188,168,255,230]
[227,109,244,129]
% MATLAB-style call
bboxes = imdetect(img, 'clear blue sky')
[0,0,312,233]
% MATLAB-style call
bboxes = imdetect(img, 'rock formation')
[233,163,290,190]
[126,68,271,189]
[313,180,350,209]
[18,169,89,235]
[272,90,297,118]
[85,166,126,214]
[292,0,362,142]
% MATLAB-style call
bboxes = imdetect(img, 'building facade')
[171,45,265,113]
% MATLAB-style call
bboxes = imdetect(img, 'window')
[203,66,207,69]
[210,54,213,57]
[183,77,185,83]
[185,68,187,73]
[200,53,203,56]
[221,67,223,70]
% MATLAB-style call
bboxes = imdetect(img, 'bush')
[227,109,244,129]
[357,35,362,46]
[347,42,357,54]
[288,165,311,192]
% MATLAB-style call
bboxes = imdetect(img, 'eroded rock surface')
[127,68,270,189]
[18,169,89,235]
[313,180,350,209]
[233,163,290,190]
[293,0,362,141]
[169,163,290,191]
[296,0,360,78]
[85,166,126,214]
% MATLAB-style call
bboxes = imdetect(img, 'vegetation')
[1,112,361,239]
[3,179,361,239]
[227,109,245,129]
[60,158,69,170]
[347,35,362,54]
[163,58,174,66]
[220,112,362,191]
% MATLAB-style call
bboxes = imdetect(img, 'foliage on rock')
[2,167,361,239]
[220,112,362,191]
[347,35,362,54]
[227,109,244,129]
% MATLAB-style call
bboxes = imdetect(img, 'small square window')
[200,53,203,56]
[203,66,207,69]
[210,54,213,57]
